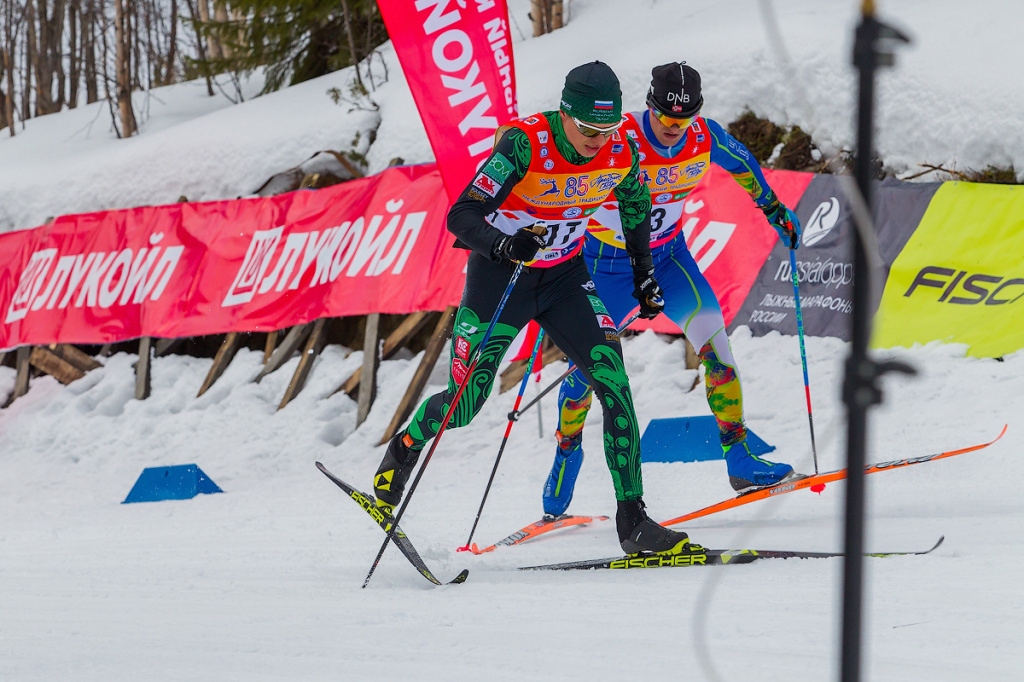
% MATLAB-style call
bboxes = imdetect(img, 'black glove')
[631,258,665,320]
[493,225,547,263]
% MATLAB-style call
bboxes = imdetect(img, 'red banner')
[0,165,466,350]
[635,167,814,333]
[1,164,815,351]
[378,0,517,203]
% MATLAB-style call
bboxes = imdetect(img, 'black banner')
[729,176,940,340]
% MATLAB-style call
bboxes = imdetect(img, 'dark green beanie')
[559,61,622,125]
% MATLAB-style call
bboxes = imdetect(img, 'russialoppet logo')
[904,267,1024,305]
[803,197,841,247]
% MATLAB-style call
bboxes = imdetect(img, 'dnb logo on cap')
[594,100,614,110]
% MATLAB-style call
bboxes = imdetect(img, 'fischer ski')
[520,536,944,571]
[467,514,609,554]
[315,462,468,586]
[663,425,1007,527]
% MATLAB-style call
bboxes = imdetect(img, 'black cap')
[647,62,703,117]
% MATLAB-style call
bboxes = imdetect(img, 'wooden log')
[264,330,280,364]
[28,346,86,384]
[49,344,103,372]
[331,311,434,398]
[154,338,184,357]
[197,332,242,397]
[254,323,313,383]
[356,313,382,427]
[378,306,457,445]
[2,347,32,407]
[278,319,329,410]
[135,337,153,400]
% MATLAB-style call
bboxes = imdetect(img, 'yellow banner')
[874,182,1024,357]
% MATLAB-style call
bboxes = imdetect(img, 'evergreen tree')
[192,0,386,93]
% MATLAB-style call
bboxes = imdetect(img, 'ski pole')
[789,248,819,474]
[457,328,546,552]
[363,223,545,588]
[508,309,641,423]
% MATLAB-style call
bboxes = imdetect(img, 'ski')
[520,536,944,571]
[315,462,468,586]
[662,425,1007,527]
[466,514,610,554]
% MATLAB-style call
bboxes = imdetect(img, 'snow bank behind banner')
[0,164,464,351]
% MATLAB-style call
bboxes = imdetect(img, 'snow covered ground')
[1,331,1021,681]
[2,1,1023,680]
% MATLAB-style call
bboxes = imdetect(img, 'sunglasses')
[571,116,624,138]
[650,107,700,129]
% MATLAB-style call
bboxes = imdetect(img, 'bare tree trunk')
[211,0,228,59]
[339,0,364,91]
[131,0,140,90]
[34,0,55,114]
[23,0,35,121]
[33,0,66,115]
[185,0,213,95]
[2,0,16,135]
[196,0,220,60]
[530,0,546,37]
[0,48,6,130]
[68,0,80,107]
[53,0,67,110]
[164,0,176,84]
[114,0,136,136]
[83,0,98,103]
[552,0,563,30]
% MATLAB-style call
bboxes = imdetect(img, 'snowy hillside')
[2,1,1024,681]
[1,0,1022,234]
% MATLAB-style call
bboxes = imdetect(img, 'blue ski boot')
[542,431,585,517]
[724,441,795,492]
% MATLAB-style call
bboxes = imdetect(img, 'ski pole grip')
[529,220,548,237]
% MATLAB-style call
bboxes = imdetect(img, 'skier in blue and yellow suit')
[543,62,803,517]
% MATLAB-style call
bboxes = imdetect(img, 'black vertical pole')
[843,4,910,681]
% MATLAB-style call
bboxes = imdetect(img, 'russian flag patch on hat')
[594,100,614,110]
